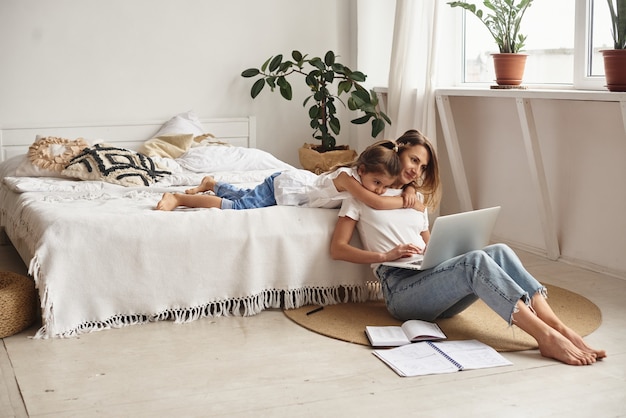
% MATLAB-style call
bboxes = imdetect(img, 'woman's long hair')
[396,129,441,210]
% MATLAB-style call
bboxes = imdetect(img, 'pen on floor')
[306,306,324,316]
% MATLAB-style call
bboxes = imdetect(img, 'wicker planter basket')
[298,143,357,174]
[0,272,37,338]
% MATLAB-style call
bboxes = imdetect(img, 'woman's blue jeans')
[214,172,281,210]
[375,244,545,324]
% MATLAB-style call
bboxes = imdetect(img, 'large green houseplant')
[242,50,390,156]
[448,0,533,86]
[603,0,626,91]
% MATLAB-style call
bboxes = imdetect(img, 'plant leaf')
[371,119,385,137]
[347,96,357,110]
[309,104,320,119]
[241,68,260,78]
[279,61,292,72]
[250,79,265,98]
[268,55,283,72]
[329,116,340,135]
[351,89,371,106]
[351,115,371,125]
[309,57,325,71]
[277,76,292,100]
[337,80,352,95]
[324,51,335,66]
[349,71,366,82]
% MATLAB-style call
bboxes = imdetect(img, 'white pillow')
[176,146,295,173]
[0,155,27,178]
[152,111,205,137]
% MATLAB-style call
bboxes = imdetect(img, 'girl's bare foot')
[186,176,216,195]
[155,193,179,211]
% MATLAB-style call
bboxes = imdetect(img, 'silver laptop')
[382,206,501,270]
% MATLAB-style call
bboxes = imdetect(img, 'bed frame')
[0,116,256,161]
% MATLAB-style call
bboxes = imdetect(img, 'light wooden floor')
[1,242,625,418]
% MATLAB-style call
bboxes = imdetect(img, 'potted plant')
[603,0,626,91]
[448,0,533,86]
[242,50,391,172]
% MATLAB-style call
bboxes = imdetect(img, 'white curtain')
[386,0,442,144]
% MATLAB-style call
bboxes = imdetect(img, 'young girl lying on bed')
[155,132,435,212]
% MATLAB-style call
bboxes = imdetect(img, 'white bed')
[0,112,377,338]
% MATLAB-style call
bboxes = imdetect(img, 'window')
[589,0,613,75]
[462,0,611,90]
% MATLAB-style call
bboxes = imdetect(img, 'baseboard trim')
[494,235,626,281]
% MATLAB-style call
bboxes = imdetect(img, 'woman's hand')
[386,243,424,261]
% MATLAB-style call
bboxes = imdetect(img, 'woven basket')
[0,271,37,338]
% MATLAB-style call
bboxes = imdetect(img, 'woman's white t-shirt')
[273,167,359,209]
[338,189,429,269]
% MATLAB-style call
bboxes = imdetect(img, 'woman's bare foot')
[512,300,600,366]
[155,193,179,211]
[530,293,606,359]
[557,325,606,359]
[536,331,598,366]
[186,176,216,195]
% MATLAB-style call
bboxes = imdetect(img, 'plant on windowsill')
[603,0,626,91]
[448,0,533,87]
[241,50,391,173]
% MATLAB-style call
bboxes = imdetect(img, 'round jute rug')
[283,284,602,352]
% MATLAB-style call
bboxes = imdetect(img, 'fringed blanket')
[0,171,378,338]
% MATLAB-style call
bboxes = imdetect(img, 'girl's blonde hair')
[395,129,441,210]
[332,140,401,178]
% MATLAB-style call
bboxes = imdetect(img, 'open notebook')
[382,206,501,271]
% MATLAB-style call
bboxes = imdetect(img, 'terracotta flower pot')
[492,53,528,86]
[298,143,357,174]
[602,49,626,92]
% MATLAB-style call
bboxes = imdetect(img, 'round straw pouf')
[0,271,37,338]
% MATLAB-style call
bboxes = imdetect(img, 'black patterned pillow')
[62,143,171,187]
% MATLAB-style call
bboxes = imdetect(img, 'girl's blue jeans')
[375,244,545,325]
[214,172,281,210]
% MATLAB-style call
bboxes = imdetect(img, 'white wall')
[3,1,625,278]
[437,96,626,279]
[0,0,359,167]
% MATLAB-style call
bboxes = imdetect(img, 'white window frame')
[456,0,606,90]
[574,0,606,90]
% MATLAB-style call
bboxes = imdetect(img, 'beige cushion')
[16,136,89,177]
[137,133,194,159]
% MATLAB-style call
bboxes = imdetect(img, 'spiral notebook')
[372,339,512,377]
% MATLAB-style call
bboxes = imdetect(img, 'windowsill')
[435,86,626,102]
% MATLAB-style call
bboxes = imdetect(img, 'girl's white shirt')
[338,188,429,270]
[274,167,359,208]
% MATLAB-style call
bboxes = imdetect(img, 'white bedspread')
[0,168,377,338]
